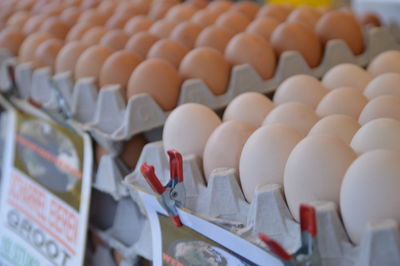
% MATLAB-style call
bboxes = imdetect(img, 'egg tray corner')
[0,27,399,144]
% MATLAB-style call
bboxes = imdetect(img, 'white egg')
[322,63,372,91]
[359,95,400,125]
[363,73,400,100]
[367,50,400,77]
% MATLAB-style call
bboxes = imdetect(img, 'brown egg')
[105,12,131,29]
[60,7,81,26]
[358,12,381,27]
[207,1,232,15]
[115,2,145,17]
[246,17,280,41]
[287,6,321,29]
[40,3,64,16]
[34,38,63,69]
[187,0,208,9]
[149,19,177,39]
[55,41,88,75]
[78,10,107,26]
[80,0,100,10]
[179,47,231,95]
[66,22,93,42]
[16,0,34,10]
[127,58,182,111]
[82,26,108,46]
[100,50,142,93]
[75,45,114,81]
[0,27,25,55]
[215,11,251,34]
[271,22,322,68]
[19,32,53,63]
[125,32,159,58]
[22,14,47,34]
[169,21,202,49]
[148,2,175,21]
[124,16,153,35]
[96,1,117,17]
[316,11,364,55]
[231,1,259,20]
[6,11,30,29]
[225,32,276,80]
[191,9,218,28]
[119,134,147,169]
[257,4,292,22]
[99,30,129,50]
[40,17,70,39]
[147,39,189,68]
[165,4,197,23]
[195,25,234,54]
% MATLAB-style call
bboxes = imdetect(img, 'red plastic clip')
[300,204,317,237]
[167,150,183,182]
[140,163,165,195]
[259,233,292,261]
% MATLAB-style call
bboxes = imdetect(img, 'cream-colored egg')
[368,50,400,77]
[203,121,257,181]
[363,73,400,100]
[223,92,274,126]
[75,45,114,81]
[359,95,400,124]
[55,41,88,75]
[240,124,303,202]
[273,75,328,108]
[322,63,372,91]
[340,150,400,244]
[284,135,356,221]
[316,87,368,119]
[309,114,360,144]
[263,102,319,135]
[351,118,400,154]
[163,103,221,158]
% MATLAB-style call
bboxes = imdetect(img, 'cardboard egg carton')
[0,27,399,144]
[117,141,400,265]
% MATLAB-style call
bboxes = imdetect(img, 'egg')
[225,32,276,80]
[246,17,280,41]
[40,17,70,39]
[359,95,400,124]
[125,32,159,59]
[60,7,81,26]
[215,11,251,34]
[203,121,257,181]
[34,38,63,69]
[100,50,142,95]
[55,41,88,75]
[240,124,303,202]
[316,87,368,119]
[75,45,114,81]
[191,9,218,28]
[351,118,400,154]
[179,47,231,96]
[127,58,181,111]
[148,19,178,39]
[367,50,400,76]
[316,11,364,55]
[96,1,117,17]
[340,150,400,244]
[223,92,274,126]
[165,4,197,23]
[124,16,153,35]
[119,134,147,169]
[322,64,372,91]
[284,135,357,221]
[23,14,48,34]
[231,1,259,20]
[187,0,208,9]
[0,27,25,56]
[287,6,321,29]
[363,73,400,100]
[19,32,53,63]
[105,12,130,29]
[263,102,319,135]
[99,30,129,50]
[257,4,292,22]
[6,11,30,29]
[147,39,188,68]
[66,23,94,42]
[271,22,322,68]
[195,25,234,54]
[115,2,145,17]
[357,12,381,27]
[207,1,232,15]
[273,75,328,108]
[163,103,221,158]
[82,26,108,46]
[169,21,202,49]
[40,3,64,16]
[78,10,107,26]
[148,2,174,21]
[309,115,360,144]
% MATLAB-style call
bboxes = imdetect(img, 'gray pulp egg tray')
[91,140,400,266]
[0,26,399,149]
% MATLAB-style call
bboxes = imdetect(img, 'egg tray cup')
[0,26,399,147]
[92,140,400,266]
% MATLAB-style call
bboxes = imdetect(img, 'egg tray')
[102,140,400,266]
[0,26,399,146]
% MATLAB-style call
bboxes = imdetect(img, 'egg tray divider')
[0,26,399,146]
[89,140,400,266]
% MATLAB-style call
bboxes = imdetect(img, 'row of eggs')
[162,55,400,245]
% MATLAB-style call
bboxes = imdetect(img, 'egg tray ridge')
[0,27,399,144]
